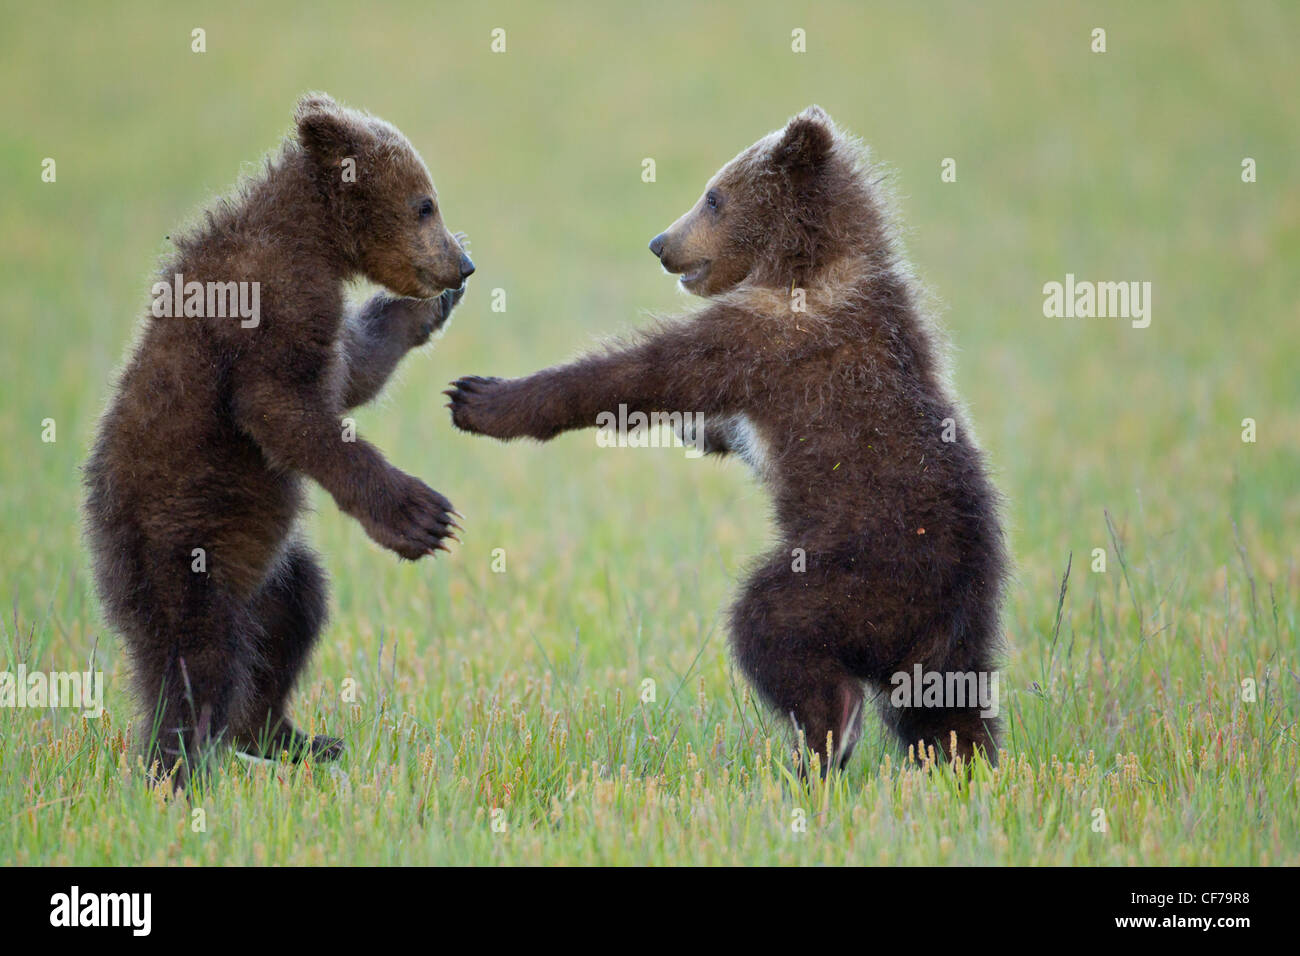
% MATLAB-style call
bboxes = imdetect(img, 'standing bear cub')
[86,93,473,785]
[449,107,1007,771]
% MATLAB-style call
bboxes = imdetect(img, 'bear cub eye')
[705,190,722,212]
[417,198,435,220]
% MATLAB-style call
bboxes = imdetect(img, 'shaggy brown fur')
[85,93,474,786]
[449,107,1007,772]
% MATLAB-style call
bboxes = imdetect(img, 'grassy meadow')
[1,1,1296,865]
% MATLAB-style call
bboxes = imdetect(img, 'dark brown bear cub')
[85,93,473,785]
[449,107,1007,772]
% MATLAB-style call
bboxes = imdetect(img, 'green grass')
[1,0,1296,865]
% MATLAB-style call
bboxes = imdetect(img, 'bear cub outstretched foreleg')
[450,107,1007,775]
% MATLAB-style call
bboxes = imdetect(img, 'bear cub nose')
[648,233,667,259]
[459,254,476,278]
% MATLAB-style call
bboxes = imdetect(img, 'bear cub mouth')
[417,271,465,298]
[679,261,711,287]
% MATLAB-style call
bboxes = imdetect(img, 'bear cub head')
[295,93,475,299]
[649,105,871,298]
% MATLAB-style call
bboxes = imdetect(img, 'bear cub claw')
[306,734,345,761]
[238,728,345,762]
[362,471,460,560]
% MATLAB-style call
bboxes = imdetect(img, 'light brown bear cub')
[449,107,1007,773]
[85,93,473,786]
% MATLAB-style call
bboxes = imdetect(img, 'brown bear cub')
[449,107,1007,772]
[85,93,473,785]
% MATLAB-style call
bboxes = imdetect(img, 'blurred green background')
[1,1,1296,864]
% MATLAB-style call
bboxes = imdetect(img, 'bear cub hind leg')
[730,565,866,776]
[880,696,1000,768]
[234,544,343,761]
[137,592,259,789]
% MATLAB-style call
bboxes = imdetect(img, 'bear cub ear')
[295,92,365,164]
[774,105,834,174]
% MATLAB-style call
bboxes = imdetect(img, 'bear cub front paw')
[445,375,523,439]
[398,281,468,348]
[361,470,461,560]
